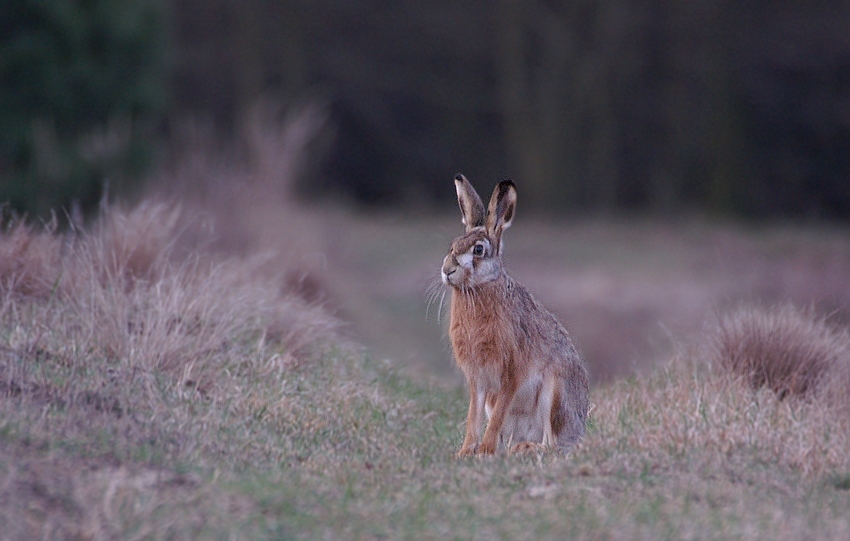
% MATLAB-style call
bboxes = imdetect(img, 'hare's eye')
[472,244,485,257]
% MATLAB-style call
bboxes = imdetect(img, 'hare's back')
[505,278,583,363]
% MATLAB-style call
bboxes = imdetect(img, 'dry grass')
[1,200,337,377]
[152,102,332,295]
[703,304,850,402]
[579,357,850,478]
[0,208,64,301]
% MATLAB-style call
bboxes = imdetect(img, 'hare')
[441,174,589,456]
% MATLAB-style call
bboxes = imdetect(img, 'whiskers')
[425,272,489,324]
[425,277,449,323]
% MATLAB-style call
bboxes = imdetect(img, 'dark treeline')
[3,1,850,218]
[1,0,169,217]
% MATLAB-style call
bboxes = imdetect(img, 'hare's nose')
[441,255,456,277]
[441,265,457,285]
[442,253,454,268]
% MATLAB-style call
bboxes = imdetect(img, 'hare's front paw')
[457,443,478,457]
[477,440,497,455]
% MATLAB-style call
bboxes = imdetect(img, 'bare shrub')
[704,304,850,401]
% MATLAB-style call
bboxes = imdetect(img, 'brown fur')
[442,175,589,456]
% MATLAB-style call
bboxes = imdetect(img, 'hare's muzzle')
[441,254,458,285]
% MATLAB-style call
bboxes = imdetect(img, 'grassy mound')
[0,202,357,537]
[1,205,849,539]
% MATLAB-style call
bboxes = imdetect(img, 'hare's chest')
[449,290,517,368]
[451,318,514,371]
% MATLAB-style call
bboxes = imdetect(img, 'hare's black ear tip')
[454,173,465,182]
[498,178,516,194]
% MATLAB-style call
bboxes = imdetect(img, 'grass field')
[1,112,849,539]
[2,195,850,540]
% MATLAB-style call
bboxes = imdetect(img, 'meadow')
[2,120,850,539]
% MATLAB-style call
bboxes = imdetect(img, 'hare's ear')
[486,179,516,249]
[455,174,485,231]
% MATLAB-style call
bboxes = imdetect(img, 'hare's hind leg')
[552,373,588,452]
[539,374,557,448]
[508,374,556,455]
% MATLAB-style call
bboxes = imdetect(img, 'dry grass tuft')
[1,199,338,390]
[704,304,850,401]
[0,208,63,301]
[89,200,184,284]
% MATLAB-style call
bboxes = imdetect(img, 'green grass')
[2,203,850,540]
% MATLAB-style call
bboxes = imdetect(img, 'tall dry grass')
[1,199,338,391]
[702,304,850,406]
[0,208,64,301]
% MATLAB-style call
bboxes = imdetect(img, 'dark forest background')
[2,0,850,219]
